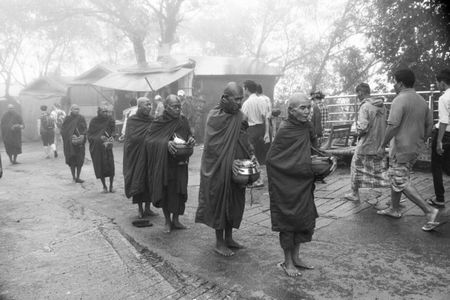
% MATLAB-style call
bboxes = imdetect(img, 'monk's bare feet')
[109,188,115,193]
[279,262,301,277]
[214,242,235,257]
[102,187,108,193]
[138,207,144,219]
[172,221,188,230]
[75,178,84,183]
[225,238,245,249]
[164,222,172,233]
[144,209,158,217]
[292,257,314,269]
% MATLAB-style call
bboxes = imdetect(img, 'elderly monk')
[144,94,195,233]
[1,104,24,164]
[195,82,255,257]
[87,105,116,193]
[61,104,87,183]
[266,93,319,277]
[124,97,157,219]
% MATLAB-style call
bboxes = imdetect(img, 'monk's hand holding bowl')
[168,140,177,155]
[100,135,108,142]
[232,160,242,176]
[187,136,195,146]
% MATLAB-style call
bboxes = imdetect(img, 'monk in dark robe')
[267,93,321,277]
[195,82,255,257]
[87,105,116,193]
[61,104,87,183]
[1,104,24,164]
[123,97,157,219]
[144,94,195,233]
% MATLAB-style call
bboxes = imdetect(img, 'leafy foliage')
[365,0,450,89]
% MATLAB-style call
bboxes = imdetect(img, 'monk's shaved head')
[223,82,243,98]
[137,96,150,107]
[164,94,180,108]
[288,93,310,108]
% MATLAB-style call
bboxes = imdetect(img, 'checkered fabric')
[387,157,417,192]
[317,102,329,130]
[350,154,390,191]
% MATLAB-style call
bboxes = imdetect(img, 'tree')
[365,0,450,89]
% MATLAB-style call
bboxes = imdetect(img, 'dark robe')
[1,111,23,156]
[266,115,318,238]
[87,114,115,178]
[123,111,153,203]
[61,113,87,167]
[195,107,252,230]
[144,111,192,213]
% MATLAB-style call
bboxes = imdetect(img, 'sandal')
[377,208,402,219]
[421,221,442,232]
[426,198,445,208]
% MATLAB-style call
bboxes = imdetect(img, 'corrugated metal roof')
[93,68,193,92]
[70,64,119,85]
[21,76,71,93]
[190,56,283,76]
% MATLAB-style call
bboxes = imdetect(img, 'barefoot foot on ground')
[278,262,301,277]
[292,258,314,269]
[172,221,188,230]
[144,209,158,217]
[102,187,108,193]
[214,243,235,257]
[75,178,84,183]
[225,238,245,249]
[164,223,172,233]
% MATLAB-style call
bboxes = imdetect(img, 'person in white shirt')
[241,80,270,187]
[153,95,164,118]
[119,98,138,140]
[427,69,450,208]
[256,84,274,141]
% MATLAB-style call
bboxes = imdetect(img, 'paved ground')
[1,141,450,299]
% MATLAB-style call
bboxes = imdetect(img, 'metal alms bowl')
[173,143,194,160]
[232,159,260,185]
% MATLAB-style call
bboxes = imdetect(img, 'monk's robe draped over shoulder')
[123,111,153,199]
[195,107,249,230]
[1,110,23,156]
[266,116,318,233]
[61,114,87,167]
[145,112,191,208]
[87,115,115,178]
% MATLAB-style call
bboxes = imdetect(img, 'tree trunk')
[132,37,147,66]
[157,43,172,61]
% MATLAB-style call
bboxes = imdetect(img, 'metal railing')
[323,89,442,127]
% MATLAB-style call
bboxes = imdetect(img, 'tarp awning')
[93,68,193,92]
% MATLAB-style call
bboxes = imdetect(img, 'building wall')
[193,75,278,142]
[17,93,65,141]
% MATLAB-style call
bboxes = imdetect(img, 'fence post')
[429,84,435,111]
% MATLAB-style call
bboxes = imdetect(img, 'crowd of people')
[1,68,449,277]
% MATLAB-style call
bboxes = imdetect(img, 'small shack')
[189,56,283,141]
[68,64,117,121]
[17,76,70,140]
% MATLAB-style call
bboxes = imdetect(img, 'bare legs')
[100,176,114,193]
[9,154,18,164]
[71,165,84,183]
[280,243,313,277]
[162,207,186,233]
[214,224,244,257]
